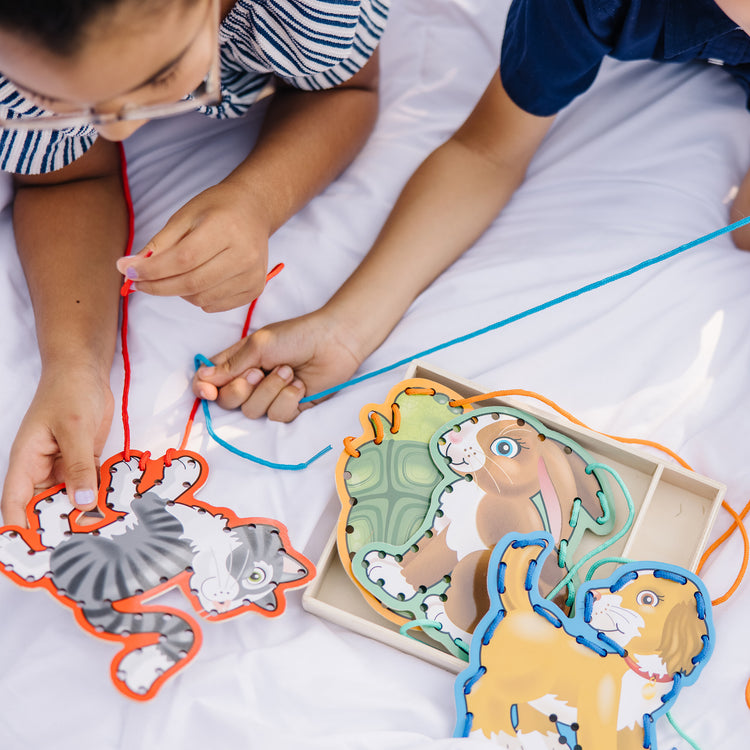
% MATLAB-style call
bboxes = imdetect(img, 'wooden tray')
[302,362,726,672]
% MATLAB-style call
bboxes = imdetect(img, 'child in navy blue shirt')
[502,0,750,117]
[194,0,750,421]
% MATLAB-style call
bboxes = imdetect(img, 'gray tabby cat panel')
[0,449,315,700]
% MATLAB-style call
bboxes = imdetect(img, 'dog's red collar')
[624,655,672,683]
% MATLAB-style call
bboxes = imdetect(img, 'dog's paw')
[363,550,417,599]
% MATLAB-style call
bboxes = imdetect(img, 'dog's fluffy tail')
[494,533,553,614]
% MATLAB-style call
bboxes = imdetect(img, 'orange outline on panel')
[0,449,315,701]
[334,378,469,626]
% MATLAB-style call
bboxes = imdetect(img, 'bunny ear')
[536,456,563,542]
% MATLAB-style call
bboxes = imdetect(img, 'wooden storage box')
[302,362,726,672]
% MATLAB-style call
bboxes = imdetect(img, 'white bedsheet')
[2,1,750,748]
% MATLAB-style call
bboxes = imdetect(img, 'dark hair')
[0,0,191,56]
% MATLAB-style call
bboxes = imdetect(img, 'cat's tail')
[82,605,197,699]
[492,533,554,615]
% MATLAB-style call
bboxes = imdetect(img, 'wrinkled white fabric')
[1,1,749,748]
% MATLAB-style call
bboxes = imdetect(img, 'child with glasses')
[0,0,389,527]
[190,0,750,424]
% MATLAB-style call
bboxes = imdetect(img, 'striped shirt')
[0,0,390,175]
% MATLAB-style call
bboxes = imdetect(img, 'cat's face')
[191,524,310,615]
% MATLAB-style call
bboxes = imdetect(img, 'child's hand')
[1,366,114,528]
[192,310,363,422]
[116,178,271,313]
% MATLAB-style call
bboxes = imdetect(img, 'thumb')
[115,211,185,278]
[194,336,262,391]
[116,244,155,279]
[58,434,100,513]
[1,463,36,528]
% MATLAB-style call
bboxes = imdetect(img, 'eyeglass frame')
[0,0,222,131]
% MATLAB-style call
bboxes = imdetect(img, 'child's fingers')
[192,344,260,403]
[115,215,188,279]
[266,379,307,423]
[122,233,214,285]
[193,380,219,401]
[144,208,193,255]
[181,261,284,313]
[1,464,35,528]
[239,366,298,420]
[182,286,262,313]
[117,214,214,283]
[56,429,99,513]
[196,337,263,389]
[128,253,267,312]
[193,363,230,399]
[214,373,261,410]
[133,260,234,300]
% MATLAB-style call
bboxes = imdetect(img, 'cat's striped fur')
[0,453,311,698]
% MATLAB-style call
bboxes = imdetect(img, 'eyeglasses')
[0,0,222,131]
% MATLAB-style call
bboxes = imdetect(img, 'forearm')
[322,136,527,351]
[731,163,750,250]
[224,64,379,234]
[316,72,554,359]
[190,137,540,419]
[13,173,128,376]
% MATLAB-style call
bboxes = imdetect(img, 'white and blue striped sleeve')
[0,77,97,175]
[225,0,390,90]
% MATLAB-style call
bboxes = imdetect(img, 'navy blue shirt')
[501,0,750,116]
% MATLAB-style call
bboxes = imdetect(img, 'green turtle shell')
[341,385,466,560]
